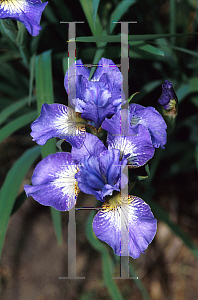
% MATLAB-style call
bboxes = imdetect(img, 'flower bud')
[158,79,178,118]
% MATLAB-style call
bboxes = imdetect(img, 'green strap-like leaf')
[35,50,54,112]
[29,54,36,104]
[110,0,136,34]
[0,96,36,126]
[129,42,164,56]
[93,0,100,27]
[79,0,104,79]
[177,77,198,103]
[0,111,37,144]
[72,32,198,43]
[0,19,18,43]
[0,146,41,259]
[170,0,176,45]
[79,0,103,38]
[35,50,62,245]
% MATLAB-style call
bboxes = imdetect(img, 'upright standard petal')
[93,193,157,258]
[91,58,120,81]
[80,81,115,129]
[102,110,155,167]
[129,103,167,149]
[75,149,127,201]
[71,133,106,164]
[30,103,87,148]
[64,59,90,109]
[24,152,79,211]
[64,58,126,130]
[92,58,126,108]
[0,0,48,36]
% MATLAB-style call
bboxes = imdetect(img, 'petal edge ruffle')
[93,194,157,258]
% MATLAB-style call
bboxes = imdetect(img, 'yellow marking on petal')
[101,193,135,212]
[53,164,80,200]
[53,107,87,137]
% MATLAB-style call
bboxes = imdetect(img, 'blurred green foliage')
[1,0,198,299]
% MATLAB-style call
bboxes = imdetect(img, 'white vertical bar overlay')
[59,21,85,280]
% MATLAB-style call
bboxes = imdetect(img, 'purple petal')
[102,109,129,135]
[64,58,126,128]
[30,103,87,148]
[0,0,48,36]
[103,110,155,167]
[99,149,127,187]
[75,155,107,201]
[107,124,155,167]
[71,133,106,164]
[93,194,157,258]
[64,60,89,109]
[92,58,119,80]
[92,58,126,108]
[129,103,167,149]
[24,152,79,211]
[75,149,127,201]
[81,82,116,129]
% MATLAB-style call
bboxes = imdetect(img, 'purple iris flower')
[93,193,157,258]
[102,109,155,166]
[24,133,127,207]
[30,58,125,149]
[129,103,167,149]
[24,132,157,258]
[64,58,126,130]
[25,57,160,259]
[0,0,48,36]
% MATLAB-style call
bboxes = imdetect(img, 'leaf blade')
[110,0,136,33]
[35,50,62,245]
[0,111,37,144]
[0,146,41,259]
[0,96,36,126]
[92,0,100,27]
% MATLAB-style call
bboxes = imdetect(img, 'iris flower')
[24,133,128,208]
[24,58,166,258]
[0,0,48,36]
[24,133,157,258]
[30,58,126,148]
